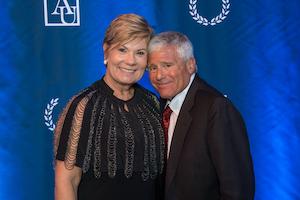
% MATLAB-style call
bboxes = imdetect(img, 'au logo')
[44,0,80,26]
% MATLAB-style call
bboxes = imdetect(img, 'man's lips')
[156,82,172,89]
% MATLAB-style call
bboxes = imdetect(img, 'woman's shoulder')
[54,82,100,141]
[65,79,104,108]
[63,88,95,113]
[54,82,100,169]
[135,84,160,109]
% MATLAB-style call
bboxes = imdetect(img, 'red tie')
[162,105,172,152]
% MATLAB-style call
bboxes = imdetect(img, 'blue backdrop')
[1,0,299,199]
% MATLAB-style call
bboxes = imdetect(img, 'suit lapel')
[165,76,201,192]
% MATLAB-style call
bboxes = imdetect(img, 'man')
[148,31,255,200]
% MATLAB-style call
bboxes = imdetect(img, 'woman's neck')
[103,76,134,101]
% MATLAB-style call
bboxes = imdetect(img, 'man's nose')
[155,66,164,80]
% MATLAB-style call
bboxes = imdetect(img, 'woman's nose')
[125,53,136,65]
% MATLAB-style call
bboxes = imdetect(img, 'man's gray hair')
[148,31,194,61]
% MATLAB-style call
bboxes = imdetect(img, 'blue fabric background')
[1,0,299,199]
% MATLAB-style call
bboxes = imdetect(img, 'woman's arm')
[55,160,82,200]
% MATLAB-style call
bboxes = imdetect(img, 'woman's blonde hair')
[103,13,153,51]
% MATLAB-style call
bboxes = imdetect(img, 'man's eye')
[161,63,172,69]
[148,65,157,71]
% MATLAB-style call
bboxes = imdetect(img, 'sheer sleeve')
[54,89,95,170]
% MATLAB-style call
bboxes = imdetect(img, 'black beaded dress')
[54,78,165,200]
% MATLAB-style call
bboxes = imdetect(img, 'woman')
[54,14,165,200]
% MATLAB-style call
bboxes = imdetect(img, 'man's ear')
[187,58,196,74]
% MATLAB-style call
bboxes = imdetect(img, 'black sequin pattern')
[73,79,165,180]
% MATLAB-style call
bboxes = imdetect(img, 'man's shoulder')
[190,76,225,100]
[191,76,241,114]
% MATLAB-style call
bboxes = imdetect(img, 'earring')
[104,59,107,65]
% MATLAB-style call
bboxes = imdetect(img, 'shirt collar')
[167,73,195,115]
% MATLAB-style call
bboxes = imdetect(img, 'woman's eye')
[118,48,127,53]
[137,51,146,56]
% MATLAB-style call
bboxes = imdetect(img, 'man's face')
[148,45,195,100]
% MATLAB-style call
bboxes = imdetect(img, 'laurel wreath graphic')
[44,98,59,131]
[189,0,230,26]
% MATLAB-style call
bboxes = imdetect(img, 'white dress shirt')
[166,73,195,158]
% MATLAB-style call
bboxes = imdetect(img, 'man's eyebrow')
[160,61,173,65]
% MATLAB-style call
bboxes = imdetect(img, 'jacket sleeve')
[207,97,255,200]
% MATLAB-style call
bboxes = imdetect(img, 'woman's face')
[104,38,148,90]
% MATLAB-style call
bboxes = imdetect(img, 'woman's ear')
[103,43,109,60]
